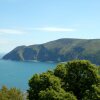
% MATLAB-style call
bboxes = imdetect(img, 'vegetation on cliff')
[3,38,100,65]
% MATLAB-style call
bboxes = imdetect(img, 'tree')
[54,60,100,99]
[39,88,77,100]
[0,86,24,100]
[28,71,61,100]
[82,84,100,100]
[98,66,100,75]
[54,63,66,79]
[28,60,100,100]
[28,71,76,100]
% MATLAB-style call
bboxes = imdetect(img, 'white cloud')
[0,27,76,35]
[32,27,76,32]
[0,29,26,35]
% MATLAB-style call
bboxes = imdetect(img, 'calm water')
[0,60,56,91]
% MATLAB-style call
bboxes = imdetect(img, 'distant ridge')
[0,54,4,59]
[2,38,100,65]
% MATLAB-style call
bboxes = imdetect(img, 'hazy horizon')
[0,0,100,53]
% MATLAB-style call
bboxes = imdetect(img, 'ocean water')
[0,60,56,91]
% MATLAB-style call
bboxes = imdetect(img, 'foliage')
[98,66,100,75]
[54,63,66,79]
[28,72,63,100]
[39,88,77,100]
[82,84,100,100]
[0,86,24,100]
[54,60,100,99]
[28,71,76,100]
[28,60,100,100]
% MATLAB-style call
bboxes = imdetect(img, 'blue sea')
[0,59,56,91]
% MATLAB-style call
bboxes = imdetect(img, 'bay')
[0,60,56,91]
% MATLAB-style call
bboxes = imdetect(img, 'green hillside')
[2,38,100,65]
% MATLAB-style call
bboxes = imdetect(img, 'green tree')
[0,86,24,100]
[39,87,77,100]
[54,63,66,79]
[28,60,100,100]
[82,84,100,100]
[28,72,62,100]
[54,60,100,99]
[98,66,100,75]
[28,71,77,100]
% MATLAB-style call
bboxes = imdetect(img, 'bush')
[0,86,24,100]
[39,88,77,100]
[28,72,62,100]
[28,60,100,100]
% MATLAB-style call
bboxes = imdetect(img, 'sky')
[0,0,100,53]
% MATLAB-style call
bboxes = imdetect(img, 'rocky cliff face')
[3,38,100,65]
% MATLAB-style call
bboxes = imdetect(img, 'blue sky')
[0,0,100,53]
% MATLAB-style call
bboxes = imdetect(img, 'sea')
[0,54,56,91]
